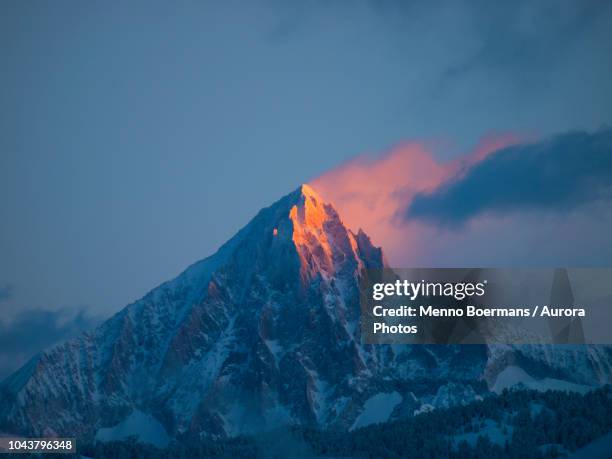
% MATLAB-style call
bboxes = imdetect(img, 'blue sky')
[1,0,612,376]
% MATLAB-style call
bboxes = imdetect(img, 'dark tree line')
[66,385,612,458]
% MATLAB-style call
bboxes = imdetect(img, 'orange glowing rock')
[288,184,348,282]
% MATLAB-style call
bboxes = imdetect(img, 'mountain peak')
[285,183,385,281]
[299,182,321,200]
[283,183,324,210]
[290,184,334,234]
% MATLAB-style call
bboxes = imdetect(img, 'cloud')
[310,141,450,231]
[310,128,612,267]
[407,128,612,225]
[309,133,520,262]
[0,307,102,380]
[438,0,605,82]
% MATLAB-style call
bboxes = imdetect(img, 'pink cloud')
[309,134,522,265]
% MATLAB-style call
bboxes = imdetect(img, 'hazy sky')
[1,0,612,366]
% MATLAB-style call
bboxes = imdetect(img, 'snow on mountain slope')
[491,366,594,394]
[485,343,612,392]
[0,184,610,443]
[94,410,170,447]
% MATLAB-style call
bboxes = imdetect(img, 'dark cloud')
[0,307,101,380]
[406,128,612,225]
[439,0,606,82]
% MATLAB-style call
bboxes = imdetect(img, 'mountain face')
[1,185,610,443]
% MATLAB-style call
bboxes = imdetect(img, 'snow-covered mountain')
[1,185,610,444]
